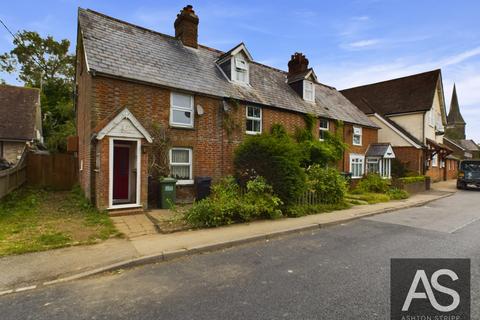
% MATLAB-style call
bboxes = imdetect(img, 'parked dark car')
[457,160,480,189]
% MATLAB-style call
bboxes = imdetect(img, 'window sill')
[169,124,194,130]
[176,180,194,186]
[246,131,261,135]
[352,144,362,147]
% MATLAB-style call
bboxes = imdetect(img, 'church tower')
[446,84,466,140]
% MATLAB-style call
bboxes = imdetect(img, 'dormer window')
[216,43,253,85]
[303,80,315,102]
[234,55,248,83]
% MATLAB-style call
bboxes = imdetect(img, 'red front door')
[113,146,130,200]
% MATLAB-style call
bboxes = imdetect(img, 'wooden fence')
[27,152,78,190]
[0,151,27,199]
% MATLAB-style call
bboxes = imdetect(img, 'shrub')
[398,176,426,184]
[184,176,282,228]
[306,165,348,204]
[387,188,409,200]
[234,132,306,205]
[355,173,390,193]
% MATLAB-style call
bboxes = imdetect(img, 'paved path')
[0,188,478,319]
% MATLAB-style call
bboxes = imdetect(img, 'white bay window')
[350,154,365,178]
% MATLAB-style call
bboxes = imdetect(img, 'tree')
[0,30,75,152]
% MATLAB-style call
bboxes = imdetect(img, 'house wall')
[368,115,412,147]
[80,71,335,208]
[0,141,26,164]
[392,146,424,175]
[446,159,458,180]
[388,113,424,143]
[337,124,378,175]
[75,39,94,202]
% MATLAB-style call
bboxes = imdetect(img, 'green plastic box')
[158,177,177,209]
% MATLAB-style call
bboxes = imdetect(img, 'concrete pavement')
[0,181,455,293]
[1,187,478,319]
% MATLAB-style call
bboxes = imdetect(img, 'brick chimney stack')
[174,5,199,48]
[288,52,309,77]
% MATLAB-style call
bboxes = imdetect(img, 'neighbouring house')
[341,70,456,182]
[75,6,388,212]
[0,84,42,166]
[443,85,480,159]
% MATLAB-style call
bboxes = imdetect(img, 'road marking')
[449,216,480,233]
[14,285,37,292]
[0,289,13,296]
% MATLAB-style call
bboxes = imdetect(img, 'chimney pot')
[174,5,199,48]
[288,52,309,77]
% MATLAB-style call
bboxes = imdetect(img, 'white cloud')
[346,39,380,48]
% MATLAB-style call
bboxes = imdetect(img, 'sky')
[1,0,479,141]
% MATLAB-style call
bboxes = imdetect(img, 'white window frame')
[427,110,435,127]
[319,118,329,141]
[232,55,249,85]
[303,80,315,102]
[353,126,363,146]
[170,148,193,185]
[170,92,194,128]
[246,105,262,135]
[431,153,438,167]
[366,157,380,175]
[350,154,365,179]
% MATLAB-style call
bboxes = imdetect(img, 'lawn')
[0,186,120,257]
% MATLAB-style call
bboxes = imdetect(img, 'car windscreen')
[461,161,480,172]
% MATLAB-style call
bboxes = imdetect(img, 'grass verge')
[0,186,120,257]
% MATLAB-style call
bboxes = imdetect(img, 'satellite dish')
[196,105,204,115]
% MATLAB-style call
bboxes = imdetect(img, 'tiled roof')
[365,143,391,157]
[458,139,479,151]
[78,9,377,128]
[0,85,40,141]
[340,70,441,116]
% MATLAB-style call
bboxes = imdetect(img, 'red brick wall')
[335,123,378,174]
[392,147,424,175]
[446,159,458,180]
[75,41,94,202]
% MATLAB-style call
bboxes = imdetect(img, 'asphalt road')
[1,189,479,319]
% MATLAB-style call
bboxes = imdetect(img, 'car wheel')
[457,182,466,190]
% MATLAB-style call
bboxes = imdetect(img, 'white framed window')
[246,105,262,134]
[427,110,435,127]
[366,157,379,174]
[170,148,193,184]
[303,80,315,102]
[431,153,438,167]
[350,154,365,178]
[233,55,249,84]
[319,118,329,141]
[170,92,194,128]
[353,126,362,146]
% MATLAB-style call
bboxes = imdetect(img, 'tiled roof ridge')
[342,69,440,91]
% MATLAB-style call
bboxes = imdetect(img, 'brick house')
[0,84,42,165]
[341,70,456,182]
[75,6,388,212]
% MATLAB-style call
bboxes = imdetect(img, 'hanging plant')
[222,98,241,141]
[146,121,171,178]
